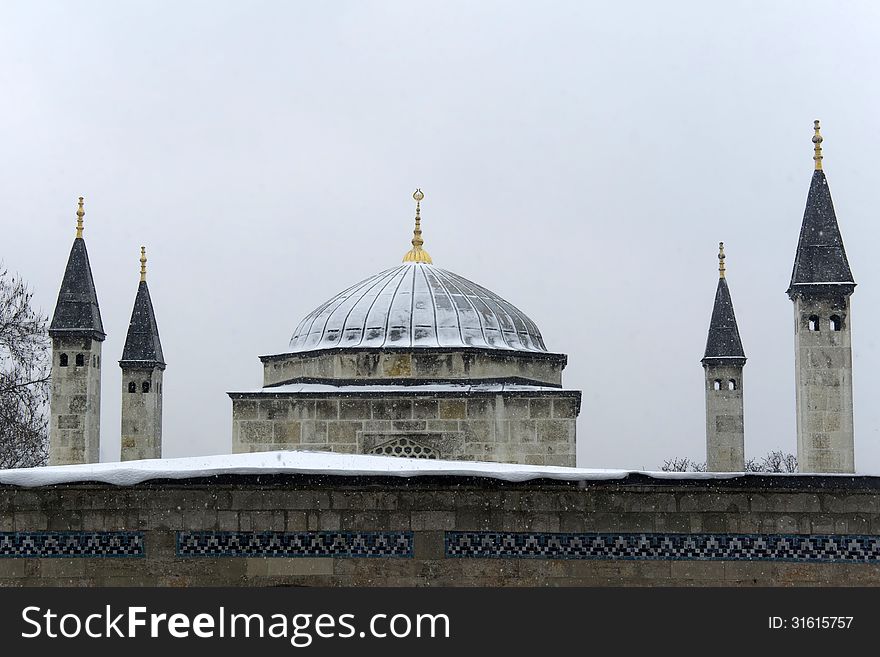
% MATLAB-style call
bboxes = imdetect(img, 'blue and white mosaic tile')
[177,531,413,558]
[445,532,880,563]
[0,532,144,558]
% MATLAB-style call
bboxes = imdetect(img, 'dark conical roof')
[120,280,165,369]
[49,237,105,340]
[702,277,746,364]
[787,169,855,296]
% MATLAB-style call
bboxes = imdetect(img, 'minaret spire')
[703,242,746,472]
[402,188,433,264]
[76,196,85,238]
[789,120,856,473]
[49,196,105,465]
[120,246,165,462]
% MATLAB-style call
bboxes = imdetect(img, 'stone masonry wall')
[1,475,880,586]
[793,295,855,473]
[49,336,102,466]
[261,349,566,387]
[704,363,744,472]
[120,367,163,461]
[231,393,579,466]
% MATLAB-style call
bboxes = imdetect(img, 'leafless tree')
[661,457,706,472]
[0,266,50,469]
[661,451,797,473]
[759,450,798,473]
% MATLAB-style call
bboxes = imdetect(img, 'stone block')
[413,531,445,560]
[340,400,370,420]
[536,419,573,443]
[552,398,578,418]
[285,512,308,531]
[750,493,822,513]
[288,400,316,420]
[381,354,412,377]
[301,421,328,444]
[508,420,537,444]
[239,421,273,444]
[438,400,466,420]
[372,399,413,420]
[413,399,439,419]
[503,398,530,420]
[259,399,290,420]
[13,511,48,530]
[234,400,258,420]
[466,398,490,418]
[529,399,551,419]
[315,400,339,420]
[273,421,301,443]
[327,421,360,444]
[411,511,456,530]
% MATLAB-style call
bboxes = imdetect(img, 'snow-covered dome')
[288,190,547,354]
[288,262,547,353]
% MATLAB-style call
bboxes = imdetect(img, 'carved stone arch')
[368,437,438,460]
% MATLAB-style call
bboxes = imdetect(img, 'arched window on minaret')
[59,353,68,367]
[830,315,842,331]
[128,381,136,393]
[808,315,820,332]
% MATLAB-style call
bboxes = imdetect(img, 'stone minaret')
[788,121,856,473]
[49,197,106,465]
[120,247,166,461]
[702,242,746,472]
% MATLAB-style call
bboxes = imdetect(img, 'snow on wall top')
[0,450,775,488]
[287,263,547,353]
[235,382,565,395]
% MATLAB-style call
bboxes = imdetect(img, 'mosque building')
[45,122,856,474]
[3,121,876,588]
[228,189,579,466]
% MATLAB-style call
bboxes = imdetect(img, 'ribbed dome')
[288,263,547,353]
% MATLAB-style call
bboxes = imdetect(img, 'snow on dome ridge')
[288,263,548,353]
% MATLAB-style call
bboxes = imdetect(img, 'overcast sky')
[3,1,880,471]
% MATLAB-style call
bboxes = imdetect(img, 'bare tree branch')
[661,451,798,473]
[0,265,49,469]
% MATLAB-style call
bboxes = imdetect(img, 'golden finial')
[140,246,147,282]
[718,242,726,279]
[403,188,433,264]
[75,197,85,238]
[813,119,823,170]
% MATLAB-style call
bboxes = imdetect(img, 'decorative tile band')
[445,532,880,563]
[177,531,414,558]
[0,532,145,558]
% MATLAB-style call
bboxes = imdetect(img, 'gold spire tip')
[403,188,433,264]
[140,246,147,282]
[75,196,85,238]
[812,119,823,170]
[718,242,726,279]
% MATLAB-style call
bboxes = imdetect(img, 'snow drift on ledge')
[0,450,799,488]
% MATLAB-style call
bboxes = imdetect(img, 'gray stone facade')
[231,392,579,466]
[792,294,854,473]
[2,474,880,586]
[704,363,745,472]
[233,344,581,466]
[261,349,566,387]
[120,367,163,461]
[49,337,102,465]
